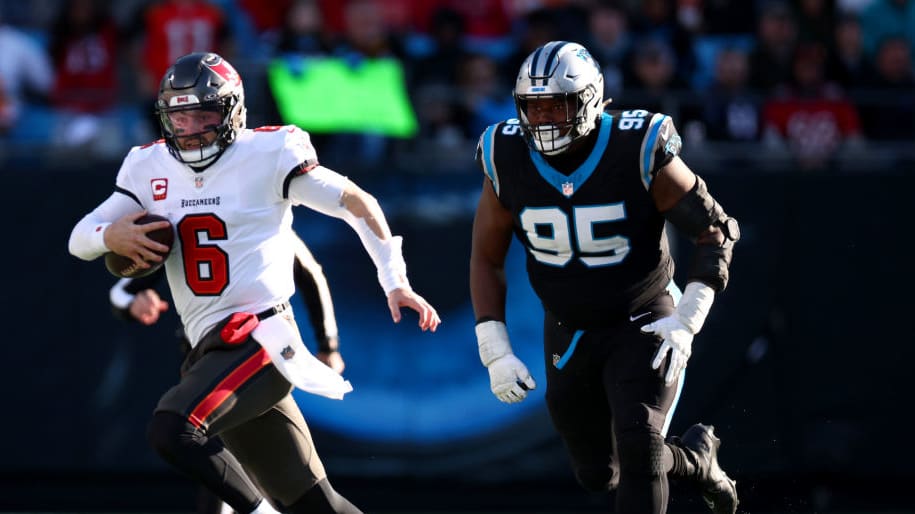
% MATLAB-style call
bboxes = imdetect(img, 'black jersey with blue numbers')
[476,109,681,328]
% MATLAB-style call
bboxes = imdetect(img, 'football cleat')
[678,423,739,514]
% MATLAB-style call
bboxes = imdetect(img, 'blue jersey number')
[519,204,631,267]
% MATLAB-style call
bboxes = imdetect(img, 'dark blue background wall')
[2,163,912,512]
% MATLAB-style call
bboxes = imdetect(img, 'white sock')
[251,498,282,514]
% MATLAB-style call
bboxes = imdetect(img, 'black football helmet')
[155,52,246,167]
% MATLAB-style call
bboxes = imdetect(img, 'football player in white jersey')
[69,52,440,514]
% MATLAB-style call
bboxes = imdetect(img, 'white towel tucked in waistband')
[251,314,353,399]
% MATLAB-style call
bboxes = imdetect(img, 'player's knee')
[617,431,667,478]
[147,411,204,460]
[574,467,619,493]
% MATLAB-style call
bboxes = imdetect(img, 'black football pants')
[149,314,360,513]
[543,292,683,514]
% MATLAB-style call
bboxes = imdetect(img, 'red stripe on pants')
[188,348,271,429]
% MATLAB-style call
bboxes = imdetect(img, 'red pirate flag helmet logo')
[204,54,241,87]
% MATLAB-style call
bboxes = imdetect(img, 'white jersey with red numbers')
[114,125,347,346]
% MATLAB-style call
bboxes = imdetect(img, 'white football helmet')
[514,41,604,155]
[155,52,247,168]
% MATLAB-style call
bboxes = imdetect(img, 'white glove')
[641,282,716,386]
[476,320,536,403]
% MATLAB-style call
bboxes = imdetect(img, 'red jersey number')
[178,214,229,296]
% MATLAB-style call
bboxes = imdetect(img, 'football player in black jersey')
[470,41,741,514]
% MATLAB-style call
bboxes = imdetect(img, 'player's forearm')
[69,192,140,260]
[338,185,409,294]
[69,212,112,260]
[340,186,392,240]
[470,263,508,322]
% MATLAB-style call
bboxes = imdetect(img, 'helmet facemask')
[157,95,242,167]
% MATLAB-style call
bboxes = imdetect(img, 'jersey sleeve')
[475,122,503,197]
[285,165,349,213]
[638,113,682,191]
[277,125,319,176]
[113,146,147,207]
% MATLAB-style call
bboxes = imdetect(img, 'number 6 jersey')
[112,125,348,346]
[475,110,681,329]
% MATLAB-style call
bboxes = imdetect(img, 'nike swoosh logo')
[629,312,651,322]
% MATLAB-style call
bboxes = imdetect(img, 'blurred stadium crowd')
[1,0,914,174]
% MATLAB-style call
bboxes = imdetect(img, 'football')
[104,214,175,278]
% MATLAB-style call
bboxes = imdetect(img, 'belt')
[256,302,290,321]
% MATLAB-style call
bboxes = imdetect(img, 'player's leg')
[149,330,289,513]
[542,311,619,493]
[603,294,679,514]
[667,424,739,514]
[220,395,362,513]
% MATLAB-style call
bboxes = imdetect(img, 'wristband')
[677,282,715,334]
[475,320,513,366]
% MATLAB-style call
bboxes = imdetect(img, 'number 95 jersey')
[476,110,680,329]
[114,125,345,346]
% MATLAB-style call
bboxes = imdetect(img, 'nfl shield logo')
[280,345,295,360]
[552,353,561,367]
[195,176,204,188]
[561,181,574,197]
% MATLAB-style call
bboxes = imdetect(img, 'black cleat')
[679,423,739,514]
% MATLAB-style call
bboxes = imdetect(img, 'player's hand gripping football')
[640,282,716,386]
[104,211,173,269]
[387,288,441,332]
[476,320,536,403]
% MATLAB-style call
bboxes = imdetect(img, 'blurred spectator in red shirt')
[238,0,293,37]
[762,42,863,170]
[129,0,231,101]
[49,0,119,114]
[122,0,231,139]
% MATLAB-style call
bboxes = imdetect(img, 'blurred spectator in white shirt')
[0,11,54,136]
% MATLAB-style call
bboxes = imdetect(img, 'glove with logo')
[641,282,715,386]
[476,320,536,403]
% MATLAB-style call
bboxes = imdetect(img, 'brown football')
[104,214,175,278]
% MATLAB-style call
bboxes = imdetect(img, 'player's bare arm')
[339,183,393,240]
[469,178,514,322]
[315,177,441,331]
[104,211,172,267]
[470,177,537,403]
